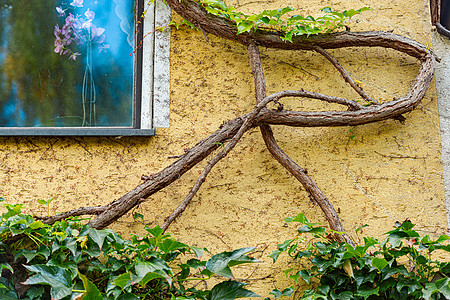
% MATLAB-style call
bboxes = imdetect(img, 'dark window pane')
[442,0,450,29]
[0,0,135,127]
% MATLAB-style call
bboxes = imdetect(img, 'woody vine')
[33,0,437,246]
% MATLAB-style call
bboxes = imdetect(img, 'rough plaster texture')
[0,0,447,297]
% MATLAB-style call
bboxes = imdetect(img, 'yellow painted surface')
[0,0,446,297]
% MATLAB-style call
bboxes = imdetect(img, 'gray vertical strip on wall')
[433,31,450,228]
[153,0,171,128]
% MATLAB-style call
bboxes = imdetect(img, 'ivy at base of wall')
[272,214,450,300]
[2,200,450,299]
[0,200,259,300]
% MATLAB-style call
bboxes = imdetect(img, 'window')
[431,0,450,37]
[441,0,450,31]
[0,0,170,136]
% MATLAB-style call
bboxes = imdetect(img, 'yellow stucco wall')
[0,0,447,297]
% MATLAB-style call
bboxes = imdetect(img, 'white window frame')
[141,0,171,129]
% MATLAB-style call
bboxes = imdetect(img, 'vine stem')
[248,42,355,245]
[312,45,379,105]
[162,90,308,231]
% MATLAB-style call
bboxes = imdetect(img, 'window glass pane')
[0,0,135,127]
[442,0,450,29]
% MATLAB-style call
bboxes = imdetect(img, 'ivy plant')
[271,213,450,300]
[160,0,371,41]
[0,200,259,299]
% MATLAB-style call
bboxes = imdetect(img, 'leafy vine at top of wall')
[148,0,371,41]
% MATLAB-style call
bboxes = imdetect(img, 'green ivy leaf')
[23,265,73,299]
[270,249,283,262]
[281,31,293,42]
[112,272,133,289]
[186,258,205,269]
[281,287,295,297]
[343,9,360,19]
[77,271,103,300]
[436,235,450,244]
[285,213,320,226]
[333,291,353,300]
[134,259,173,286]
[355,285,379,299]
[423,283,439,300]
[117,294,140,300]
[384,231,409,248]
[209,280,259,300]
[145,226,165,238]
[0,291,19,300]
[269,287,294,299]
[206,247,258,278]
[357,7,373,13]
[26,286,46,299]
[435,278,450,299]
[86,228,109,250]
[283,267,293,277]
[138,271,168,287]
[133,213,144,222]
[190,246,206,258]
[381,265,409,281]
[330,11,345,19]
[269,289,282,298]
[205,6,221,16]
[0,263,13,273]
[317,284,330,295]
[400,221,415,231]
[279,7,294,17]
[354,270,376,288]
[237,21,254,34]
[297,225,326,234]
[200,268,214,278]
[372,257,388,272]
[61,237,78,257]
[299,270,312,284]
[260,16,270,24]
[159,237,188,254]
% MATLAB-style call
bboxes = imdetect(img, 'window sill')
[0,128,155,137]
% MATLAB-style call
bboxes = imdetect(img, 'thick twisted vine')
[247,42,354,245]
[33,1,436,246]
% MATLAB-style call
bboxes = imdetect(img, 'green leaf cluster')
[271,213,450,300]
[187,0,372,41]
[0,201,259,299]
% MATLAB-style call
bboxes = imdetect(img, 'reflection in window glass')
[0,0,135,127]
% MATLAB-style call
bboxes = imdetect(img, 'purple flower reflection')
[56,7,65,17]
[70,0,83,8]
[54,3,109,59]
[54,37,63,54]
[54,24,61,37]
[91,25,105,38]
[98,43,110,53]
[69,52,81,60]
[65,13,76,27]
[84,8,95,20]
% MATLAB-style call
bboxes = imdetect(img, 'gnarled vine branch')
[35,0,436,245]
